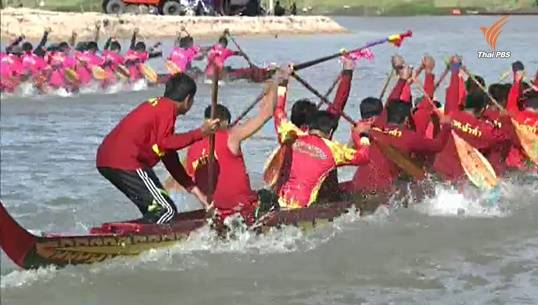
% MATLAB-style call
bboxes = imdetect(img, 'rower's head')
[22,42,33,53]
[218,36,228,48]
[58,42,70,53]
[360,97,383,119]
[204,104,231,128]
[308,111,338,138]
[488,83,510,109]
[463,92,488,116]
[8,46,23,56]
[466,74,485,94]
[110,41,122,52]
[135,41,146,52]
[386,100,411,125]
[164,73,197,115]
[179,36,193,48]
[87,41,98,53]
[291,99,316,129]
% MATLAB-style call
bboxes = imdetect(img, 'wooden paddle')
[225,29,255,67]
[379,69,395,100]
[140,64,158,83]
[315,75,340,109]
[432,58,452,91]
[464,68,538,166]
[116,64,130,79]
[231,90,266,126]
[91,66,106,81]
[414,80,499,189]
[207,63,220,204]
[452,131,499,189]
[164,89,266,194]
[165,60,182,75]
[64,68,80,85]
[181,25,191,37]
[291,72,426,180]
[291,30,412,72]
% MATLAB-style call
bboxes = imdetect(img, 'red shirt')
[433,111,509,181]
[347,121,450,194]
[186,130,258,213]
[504,77,538,170]
[481,108,517,175]
[97,97,202,189]
[272,82,369,208]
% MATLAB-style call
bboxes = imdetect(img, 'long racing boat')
[0,200,362,270]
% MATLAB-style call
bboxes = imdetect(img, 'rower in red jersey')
[433,56,511,182]
[504,62,538,170]
[265,58,355,197]
[273,71,371,209]
[185,82,277,225]
[96,74,219,224]
[480,82,515,176]
[412,55,441,139]
[342,65,452,196]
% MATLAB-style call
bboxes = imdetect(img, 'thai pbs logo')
[478,16,511,59]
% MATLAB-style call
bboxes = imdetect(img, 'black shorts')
[98,167,177,224]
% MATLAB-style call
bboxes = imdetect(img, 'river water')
[1,16,538,305]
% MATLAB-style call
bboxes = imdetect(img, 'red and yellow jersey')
[276,133,369,209]
[347,120,450,194]
[507,78,538,135]
[269,82,369,208]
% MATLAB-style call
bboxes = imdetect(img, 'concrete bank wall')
[0,8,347,42]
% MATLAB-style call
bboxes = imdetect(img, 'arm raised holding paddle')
[228,80,278,153]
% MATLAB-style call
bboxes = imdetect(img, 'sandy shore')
[0,8,347,42]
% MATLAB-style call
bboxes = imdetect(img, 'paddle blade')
[452,131,498,189]
[165,60,182,75]
[263,145,287,187]
[91,66,106,80]
[64,68,80,84]
[373,139,426,180]
[511,118,538,165]
[116,65,130,79]
[140,64,158,83]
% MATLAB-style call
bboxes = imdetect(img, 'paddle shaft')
[292,73,355,124]
[316,75,341,109]
[207,64,219,203]
[231,91,265,126]
[292,31,411,72]
[293,72,427,180]
[379,69,395,100]
[227,32,254,67]
[463,68,506,112]
[434,67,450,91]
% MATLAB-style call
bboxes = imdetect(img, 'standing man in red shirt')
[96,74,219,224]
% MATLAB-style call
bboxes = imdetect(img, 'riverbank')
[0,8,347,42]
[295,0,537,16]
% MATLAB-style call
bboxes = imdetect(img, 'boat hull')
[1,199,367,269]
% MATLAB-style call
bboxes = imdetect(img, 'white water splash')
[0,266,58,289]
[50,87,73,98]
[414,183,510,218]
[131,79,148,91]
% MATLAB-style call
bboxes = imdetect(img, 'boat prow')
[0,201,208,269]
[0,201,38,268]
